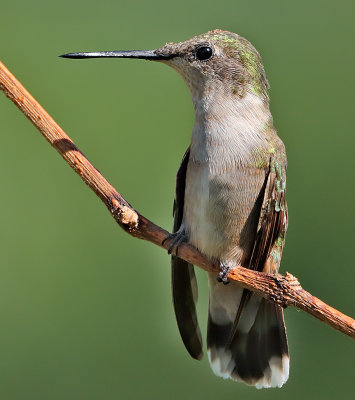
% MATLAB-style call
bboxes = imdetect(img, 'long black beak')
[59,50,172,60]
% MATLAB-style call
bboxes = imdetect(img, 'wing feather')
[249,157,288,273]
[171,148,203,360]
[230,156,288,332]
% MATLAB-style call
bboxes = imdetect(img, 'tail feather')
[207,274,289,388]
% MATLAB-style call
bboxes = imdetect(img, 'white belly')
[183,157,264,265]
[183,162,217,258]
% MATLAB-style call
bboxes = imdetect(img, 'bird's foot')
[162,230,188,256]
[217,263,232,285]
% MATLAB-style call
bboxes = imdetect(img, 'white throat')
[189,79,271,166]
[166,58,272,167]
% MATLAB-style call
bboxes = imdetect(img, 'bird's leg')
[162,226,188,256]
[217,262,232,285]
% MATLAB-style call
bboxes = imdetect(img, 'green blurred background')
[1,0,354,399]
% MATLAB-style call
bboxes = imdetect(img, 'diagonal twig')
[0,59,354,339]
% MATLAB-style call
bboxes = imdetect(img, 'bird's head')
[61,30,269,101]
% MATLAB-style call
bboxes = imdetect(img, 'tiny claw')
[217,263,232,284]
[162,233,173,246]
[162,231,187,256]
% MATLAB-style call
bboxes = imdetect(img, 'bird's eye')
[195,46,213,61]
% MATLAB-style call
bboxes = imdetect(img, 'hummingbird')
[61,29,289,388]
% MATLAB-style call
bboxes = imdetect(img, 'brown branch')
[1,59,354,339]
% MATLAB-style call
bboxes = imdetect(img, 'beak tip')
[59,53,73,59]
[59,52,89,59]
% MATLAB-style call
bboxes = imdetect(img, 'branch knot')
[112,199,139,230]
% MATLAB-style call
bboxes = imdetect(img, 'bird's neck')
[189,82,273,166]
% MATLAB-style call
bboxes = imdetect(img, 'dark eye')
[196,46,213,61]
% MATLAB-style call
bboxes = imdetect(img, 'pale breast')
[182,89,273,264]
[183,161,216,258]
[183,159,266,264]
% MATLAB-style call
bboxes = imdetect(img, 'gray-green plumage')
[163,30,289,388]
[61,29,289,388]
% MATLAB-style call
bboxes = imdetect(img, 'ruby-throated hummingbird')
[61,30,289,388]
